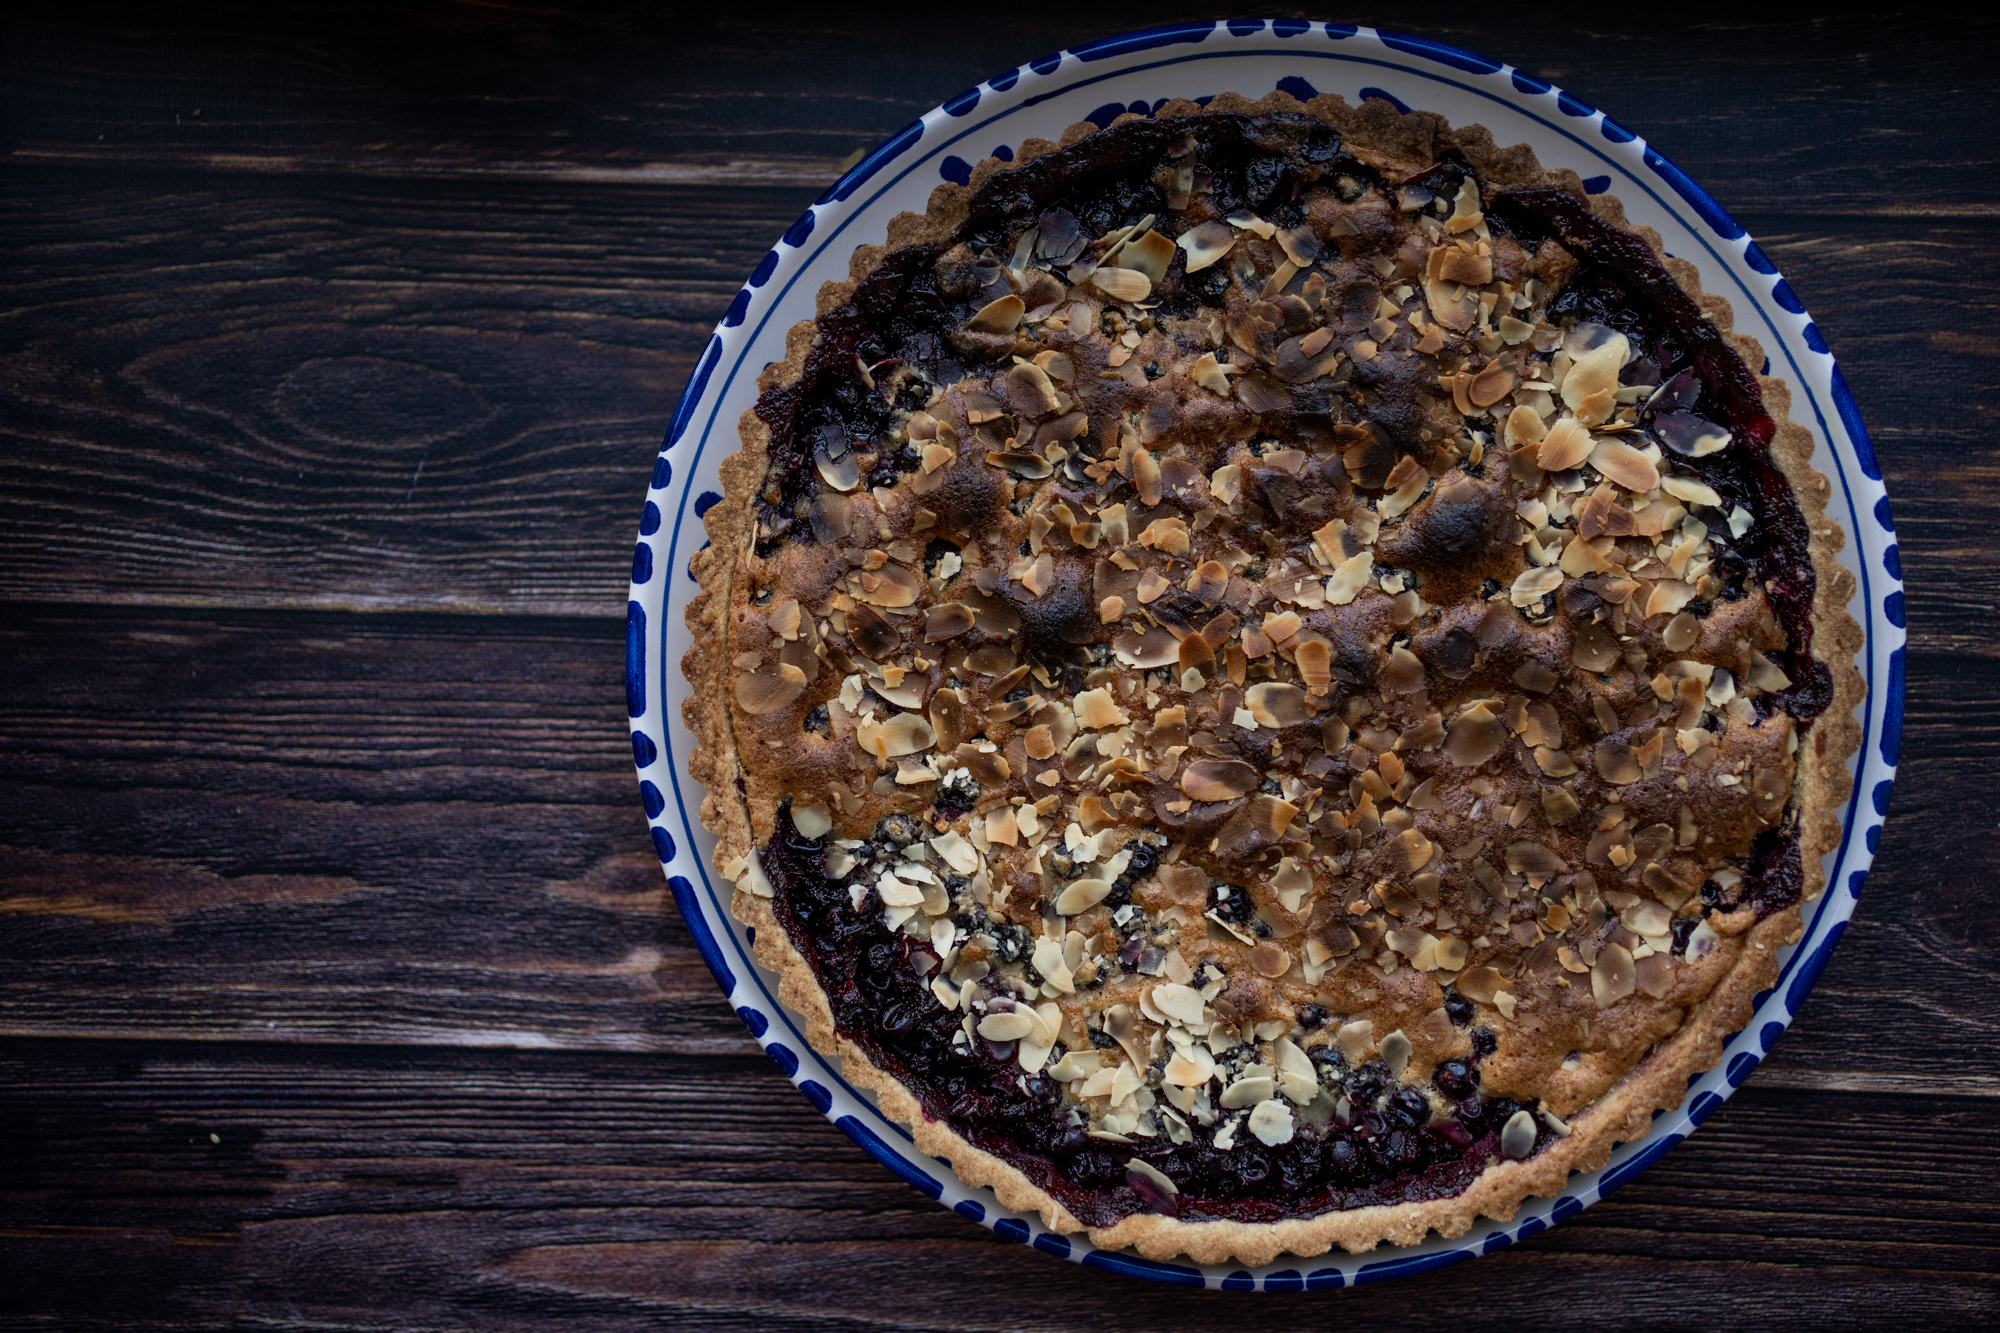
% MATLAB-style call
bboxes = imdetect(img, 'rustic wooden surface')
[2,5,1995,1326]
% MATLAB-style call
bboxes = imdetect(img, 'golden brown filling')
[716,111,1815,1221]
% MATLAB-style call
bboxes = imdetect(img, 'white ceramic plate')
[625,21,1904,1290]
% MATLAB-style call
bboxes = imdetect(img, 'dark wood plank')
[0,603,1992,1095]
[1,1039,1993,1331]
[7,6,1997,216]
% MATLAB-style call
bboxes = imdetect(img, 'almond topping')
[1181,759,1259,801]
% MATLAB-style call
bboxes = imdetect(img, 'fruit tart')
[682,90,1863,1264]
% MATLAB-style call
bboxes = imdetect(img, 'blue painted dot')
[749,249,780,287]
[639,500,661,536]
[1762,356,1771,374]
[631,731,657,767]
[1803,322,1828,354]
[768,1043,800,1077]
[1557,90,1593,117]
[1264,1270,1304,1292]
[665,336,722,447]
[649,454,673,490]
[1874,495,1893,531]
[941,86,980,117]
[1743,241,1778,274]
[736,1005,769,1038]
[954,1200,986,1222]
[1325,21,1358,37]
[666,875,732,991]
[1517,1216,1547,1239]
[1276,75,1319,102]
[1872,779,1894,817]
[1129,99,1151,117]
[1600,116,1636,144]
[991,144,1013,161]
[720,288,751,328]
[1725,1051,1759,1086]
[1306,1268,1346,1290]
[1031,1231,1071,1258]
[1551,1195,1585,1223]
[994,1217,1030,1243]
[1512,69,1552,95]
[693,490,723,518]
[650,825,676,863]
[1227,18,1265,35]
[782,210,816,248]
[1580,175,1611,195]
[640,780,665,819]
[1221,1271,1257,1291]
[800,1079,832,1113]
[1358,87,1410,114]
[624,601,646,718]
[1770,279,1806,314]
[1029,53,1061,76]
[1273,18,1309,37]
[631,542,653,584]
[1850,869,1870,897]
[1760,1021,1787,1052]
[1883,590,1904,628]
[989,69,1019,92]
[1832,365,1881,480]
[938,155,972,186]
[1084,101,1129,130]
[1687,1090,1724,1125]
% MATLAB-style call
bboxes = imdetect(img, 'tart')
[681,91,1862,1264]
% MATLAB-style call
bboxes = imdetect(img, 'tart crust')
[680,90,1864,1264]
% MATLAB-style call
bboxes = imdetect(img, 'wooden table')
[3,6,1994,1326]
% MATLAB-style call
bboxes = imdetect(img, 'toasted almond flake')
[1445,703,1507,767]
[1075,687,1130,730]
[1591,943,1637,1007]
[968,294,1025,334]
[1248,1098,1296,1147]
[1245,681,1313,728]
[1662,611,1699,653]
[1177,220,1237,273]
[1468,361,1517,409]
[735,660,810,715]
[815,445,861,492]
[1326,550,1374,606]
[1505,404,1549,448]
[1593,739,1642,785]
[978,1010,1035,1042]
[1536,417,1593,471]
[1151,982,1205,1026]
[1189,352,1235,397]
[1089,265,1151,303]
[1220,1075,1275,1109]
[1746,651,1793,693]
[1136,570,1170,604]
[1054,877,1113,916]
[1023,724,1056,760]
[923,602,975,641]
[984,806,1019,847]
[1098,594,1126,624]
[791,802,832,839]
[1379,1028,1413,1078]
[1510,564,1563,606]
[1131,446,1165,507]
[1501,1108,1537,1158]
[1164,1045,1216,1086]
[1181,758,1258,801]
[1561,333,1628,414]
[1591,438,1660,492]
[1661,474,1722,507]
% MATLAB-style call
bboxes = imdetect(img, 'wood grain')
[1,1040,1993,1330]
[0,604,1991,1090]
[0,5,1994,1325]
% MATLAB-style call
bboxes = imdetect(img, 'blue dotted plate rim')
[624,21,1903,1290]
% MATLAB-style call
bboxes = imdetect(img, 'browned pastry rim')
[681,89,1864,1264]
